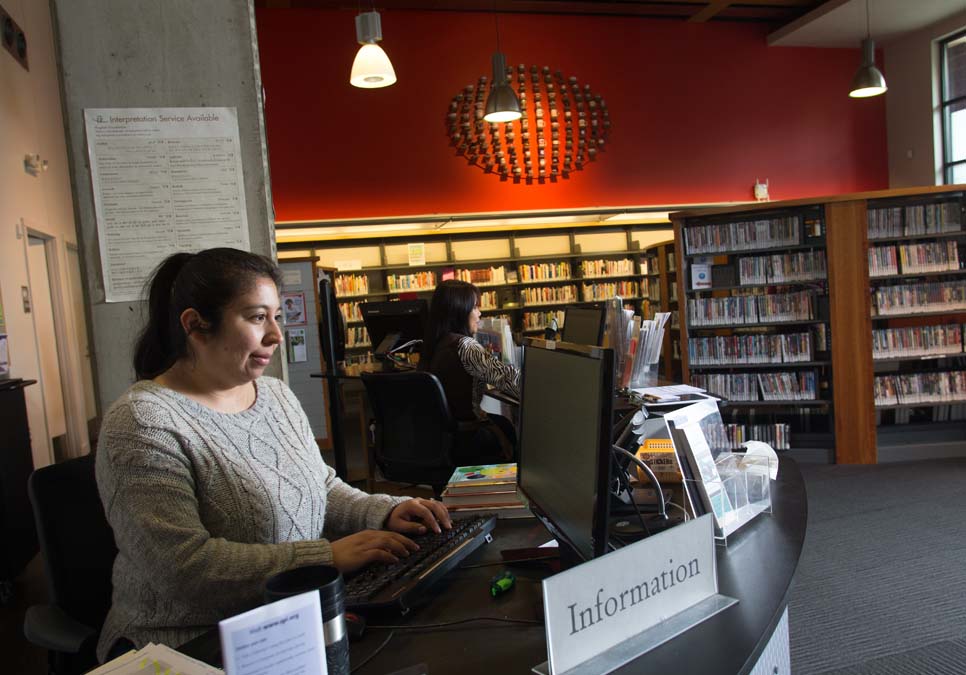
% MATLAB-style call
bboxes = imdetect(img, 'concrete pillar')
[50,0,278,408]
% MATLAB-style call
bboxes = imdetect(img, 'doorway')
[25,233,70,465]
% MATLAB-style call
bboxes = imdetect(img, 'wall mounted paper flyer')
[84,108,250,302]
[408,242,426,266]
[219,590,327,675]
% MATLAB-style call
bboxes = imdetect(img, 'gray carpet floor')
[790,459,966,674]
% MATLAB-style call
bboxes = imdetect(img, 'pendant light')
[849,0,887,98]
[483,13,521,123]
[350,10,396,89]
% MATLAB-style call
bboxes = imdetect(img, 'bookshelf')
[291,224,674,353]
[865,192,966,434]
[673,185,966,464]
[674,205,832,456]
[641,240,680,381]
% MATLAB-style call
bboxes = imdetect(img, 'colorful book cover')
[445,463,517,490]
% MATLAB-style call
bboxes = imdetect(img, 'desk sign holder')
[534,514,737,675]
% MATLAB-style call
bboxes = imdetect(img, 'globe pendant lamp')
[350,11,396,89]
[849,0,886,98]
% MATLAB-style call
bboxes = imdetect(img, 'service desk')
[180,456,806,674]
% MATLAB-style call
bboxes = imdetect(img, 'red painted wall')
[255,9,888,222]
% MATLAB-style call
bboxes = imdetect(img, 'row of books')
[874,370,966,406]
[687,290,815,326]
[644,277,661,302]
[339,301,363,323]
[867,202,962,239]
[872,323,964,360]
[737,251,827,285]
[580,258,635,277]
[868,245,899,277]
[683,216,801,255]
[581,280,639,301]
[455,266,506,285]
[387,271,437,292]
[518,261,571,281]
[688,332,813,365]
[520,284,578,306]
[713,423,792,451]
[479,290,498,310]
[522,309,565,331]
[871,280,966,316]
[690,371,818,401]
[870,241,961,276]
[440,464,531,519]
[877,405,966,424]
[334,273,369,297]
[346,326,370,348]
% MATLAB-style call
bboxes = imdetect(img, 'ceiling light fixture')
[849,0,887,98]
[350,10,396,89]
[483,13,521,123]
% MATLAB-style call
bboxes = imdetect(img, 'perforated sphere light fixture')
[849,38,887,98]
[484,52,521,123]
[350,11,396,89]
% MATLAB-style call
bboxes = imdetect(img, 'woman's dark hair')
[420,280,481,367]
[133,248,283,380]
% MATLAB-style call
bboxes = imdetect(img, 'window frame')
[940,29,966,183]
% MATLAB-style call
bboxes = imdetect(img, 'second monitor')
[360,300,428,357]
[562,306,605,346]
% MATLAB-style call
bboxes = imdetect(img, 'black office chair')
[361,371,460,497]
[24,454,118,675]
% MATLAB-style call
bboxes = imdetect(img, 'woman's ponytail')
[133,253,194,380]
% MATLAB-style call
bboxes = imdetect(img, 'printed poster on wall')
[84,107,251,302]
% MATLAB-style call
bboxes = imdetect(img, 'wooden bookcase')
[672,185,966,464]
[641,240,681,381]
[285,224,674,355]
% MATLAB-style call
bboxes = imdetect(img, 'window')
[940,30,966,183]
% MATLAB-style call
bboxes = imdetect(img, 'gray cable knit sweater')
[95,377,406,661]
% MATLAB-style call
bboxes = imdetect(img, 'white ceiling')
[769,0,966,47]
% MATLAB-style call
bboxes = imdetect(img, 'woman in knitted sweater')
[95,248,449,662]
[420,280,521,464]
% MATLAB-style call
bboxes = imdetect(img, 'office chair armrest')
[24,604,97,654]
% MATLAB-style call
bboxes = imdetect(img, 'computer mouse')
[344,611,366,641]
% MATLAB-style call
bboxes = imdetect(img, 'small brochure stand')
[683,452,773,545]
[663,399,774,545]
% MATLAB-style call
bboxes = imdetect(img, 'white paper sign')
[542,515,718,674]
[219,590,326,675]
[407,242,426,266]
[84,107,251,302]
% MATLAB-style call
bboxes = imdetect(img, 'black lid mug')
[264,565,349,675]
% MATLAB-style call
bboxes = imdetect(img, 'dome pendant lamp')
[350,11,396,89]
[849,0,887,98]
[483,13,521,123]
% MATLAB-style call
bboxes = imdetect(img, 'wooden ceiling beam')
[689,1,733,23]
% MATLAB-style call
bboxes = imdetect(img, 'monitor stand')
[374,332,401,358]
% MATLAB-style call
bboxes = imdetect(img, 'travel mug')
[264,564,349,675]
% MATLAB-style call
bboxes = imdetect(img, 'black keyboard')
[344,515,496,612]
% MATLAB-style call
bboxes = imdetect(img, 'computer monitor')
[360,300,428,357]
[318,275,345,366]
[562,306,605,346]
[517,338,615,565]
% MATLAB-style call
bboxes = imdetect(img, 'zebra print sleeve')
[457,336,521,399]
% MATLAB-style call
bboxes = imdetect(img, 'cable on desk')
[350,630,394,673]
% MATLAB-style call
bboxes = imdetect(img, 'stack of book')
[441,464,531,519]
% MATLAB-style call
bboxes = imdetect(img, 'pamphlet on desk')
[85,643,223,675]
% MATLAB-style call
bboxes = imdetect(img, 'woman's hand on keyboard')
[331,530,418,573]
[386,498,453,535]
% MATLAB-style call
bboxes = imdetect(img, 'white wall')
[886,10,966,187]
[0,0,91,466]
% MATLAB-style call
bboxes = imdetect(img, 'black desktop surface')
[178,457,806,675]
